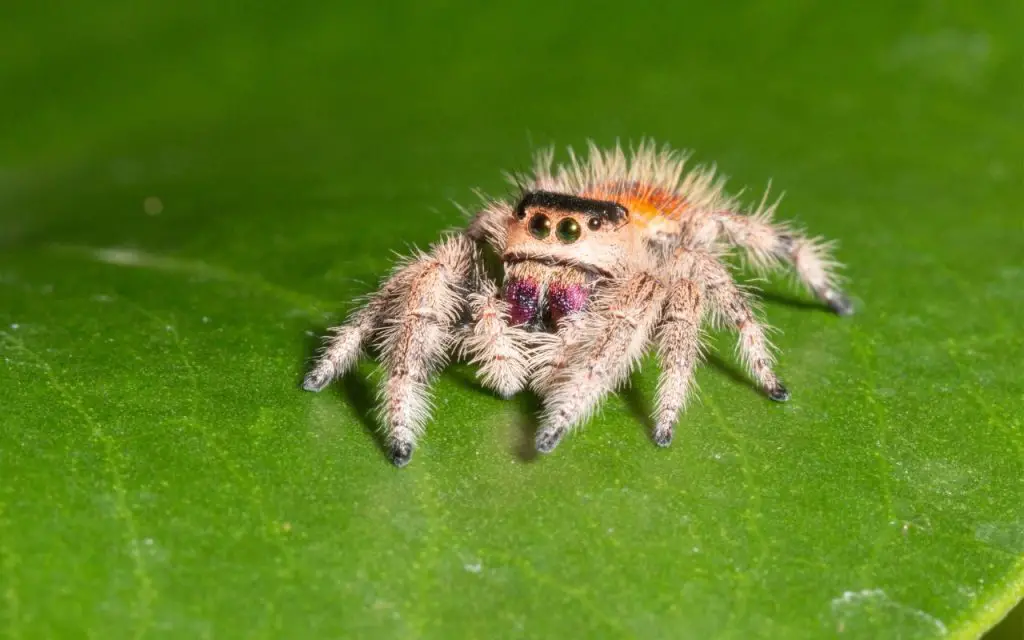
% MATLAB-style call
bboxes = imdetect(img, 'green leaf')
[1,2,1021,638]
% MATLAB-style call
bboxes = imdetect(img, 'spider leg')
[305,234,475,466]
[303,262,413,392]
[373,235,475,466]
[686,251,789,401]
[457,276,532,398]
[535,271,666,453]
[529,313,586,397]
[652,278,706,447]
[709,210,853,316]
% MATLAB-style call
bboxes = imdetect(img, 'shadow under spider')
[610,360,766,447]
[620,380,655,442]
[617,353,774,445]
[704,352,762,394]
[755,289,828,313]
[335,373,392,461]
[301,323,391,462]
[446,367,543,463]
[509,392,544,463]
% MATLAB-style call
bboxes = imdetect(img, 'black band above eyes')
[515,191,628,224]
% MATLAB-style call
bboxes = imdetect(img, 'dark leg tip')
[653,426,674,448]
[827,293,855,317]
[390,442,414,467]
[302,369,332,392]
[535,427,566,454]
[768,382,790,402]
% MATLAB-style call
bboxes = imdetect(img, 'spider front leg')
[535,271,666,453]
[305,234,476,466]
[457,277,532,398]
[711,210,854,316]
[688,252,789,401]
[303,266,408,392]
[652,279,706,447]
[529,313,585,397]
[303,304,377,393]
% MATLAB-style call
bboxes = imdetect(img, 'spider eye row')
[526,213,600,244]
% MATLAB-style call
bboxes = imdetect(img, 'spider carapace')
[304,142,853,466]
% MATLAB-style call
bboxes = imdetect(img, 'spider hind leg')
[712,211,853,316]
[680,251,789,402]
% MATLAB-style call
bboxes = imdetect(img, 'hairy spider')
[304,141,853,466]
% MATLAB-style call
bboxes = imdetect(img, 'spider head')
[503,191,633,275]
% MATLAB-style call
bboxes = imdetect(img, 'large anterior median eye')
[556,217,581,244]
[529,213,551,239]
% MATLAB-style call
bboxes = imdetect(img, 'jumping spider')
[304,142,853,466]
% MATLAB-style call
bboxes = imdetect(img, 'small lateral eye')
[556,217,581,244]
[529,213,551,239]
[515,206,527,220]
[587,217,602,231]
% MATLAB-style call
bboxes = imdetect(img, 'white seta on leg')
[457,276,532,398]
[535,268,666,453]
[305,234,476,466]
[708,209,853,316]
[652,278,706,446]
[682,251,788,401]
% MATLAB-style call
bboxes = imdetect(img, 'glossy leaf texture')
[1,2,1021,638]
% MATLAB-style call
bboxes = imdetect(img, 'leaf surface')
[1,2,1022,638]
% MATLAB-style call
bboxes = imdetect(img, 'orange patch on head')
[582,181,689,228]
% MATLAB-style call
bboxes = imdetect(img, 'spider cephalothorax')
[304,141,853,466]
[502,191,634,330]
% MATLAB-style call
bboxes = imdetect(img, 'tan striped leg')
[535,271,666,453]
[712,211,853,316]
[652,279,706,446]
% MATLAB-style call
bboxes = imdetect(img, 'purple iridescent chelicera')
[504,278,540,326]
[547,282,590,324]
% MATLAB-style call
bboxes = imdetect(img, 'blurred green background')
[1,2,1021,638]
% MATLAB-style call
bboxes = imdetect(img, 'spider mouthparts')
[768,382,790,402]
